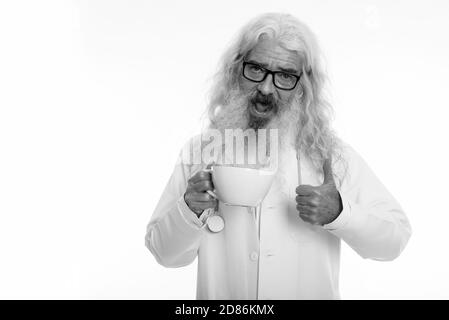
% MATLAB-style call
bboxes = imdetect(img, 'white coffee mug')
[204,165,276,207]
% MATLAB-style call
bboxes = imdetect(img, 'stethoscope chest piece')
[207,215,224,233]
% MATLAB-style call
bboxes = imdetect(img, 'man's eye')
[249,65,263,73]
[279,73,294,79]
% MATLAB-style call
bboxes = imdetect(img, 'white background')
[0,0,448,299]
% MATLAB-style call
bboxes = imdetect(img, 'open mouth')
[250,102,274,118]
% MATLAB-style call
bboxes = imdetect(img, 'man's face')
[239,38,303,128]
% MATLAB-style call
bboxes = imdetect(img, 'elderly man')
[145,13,411,299]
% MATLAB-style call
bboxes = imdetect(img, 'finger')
[189,192,216,202]
[296,185,315,196]
[297,205,320,218]
[299,212,314,224]
[189,170,212,184]
[322,157,335,185]
[188,200,217,211]
[296,205,319,222]
[185,191,213,202]
[295,195,319,207]
[296,204,314,215]
[299,213,320,225]
[192,180,214,192]
[295,194,310,202]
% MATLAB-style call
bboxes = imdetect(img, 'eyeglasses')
[242,61,302,91]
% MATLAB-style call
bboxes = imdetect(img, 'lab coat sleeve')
[145,149,206,268]
[323,145,412,261]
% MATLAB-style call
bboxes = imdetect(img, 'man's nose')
[258,73,275,95]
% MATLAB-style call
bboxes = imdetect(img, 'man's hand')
[295,158,343,226]
[184,164,218,217]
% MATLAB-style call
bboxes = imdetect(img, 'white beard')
[207,89,301,195]
[210,88,300,163]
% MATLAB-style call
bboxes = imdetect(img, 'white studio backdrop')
[0,0,448,299]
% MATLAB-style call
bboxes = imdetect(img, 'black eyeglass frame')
[242,61,303,91]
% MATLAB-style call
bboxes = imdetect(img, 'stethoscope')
[199,204,224,233]
[200,182,259,233]
[202,198,261,234]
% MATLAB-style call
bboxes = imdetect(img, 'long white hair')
[204,12,344,172]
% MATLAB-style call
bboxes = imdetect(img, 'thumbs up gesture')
[295,158,343,226]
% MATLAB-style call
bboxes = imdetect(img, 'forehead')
[246,38,301,71]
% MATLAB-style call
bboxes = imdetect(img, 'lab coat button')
[250,252,259,261]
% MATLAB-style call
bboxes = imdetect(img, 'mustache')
[250,93,277,107]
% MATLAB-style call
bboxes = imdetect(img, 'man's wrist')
[334,191,343,218]
[323,192,352,231]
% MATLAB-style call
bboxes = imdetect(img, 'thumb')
[322,157,335,185]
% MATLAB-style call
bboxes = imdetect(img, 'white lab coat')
[145,137,411,299]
